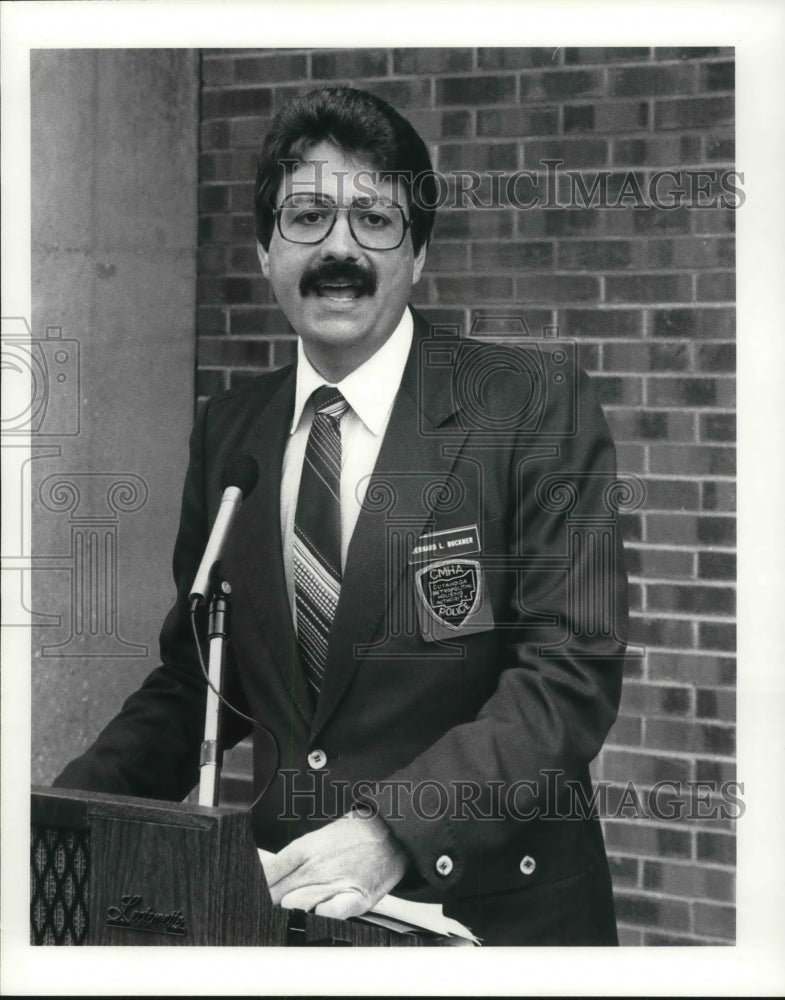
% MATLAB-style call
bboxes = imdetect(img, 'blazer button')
[435,855,453,877]
[307,749,327,769]
[519,855,536,876]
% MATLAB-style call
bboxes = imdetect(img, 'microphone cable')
[189,601,280,816]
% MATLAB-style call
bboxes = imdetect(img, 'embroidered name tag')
[410,526,494,642]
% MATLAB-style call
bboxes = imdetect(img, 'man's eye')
[357,211,392,228]
[292,209,328,225]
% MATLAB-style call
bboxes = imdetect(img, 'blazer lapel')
[233,368,315,726]
[311,312,469,738]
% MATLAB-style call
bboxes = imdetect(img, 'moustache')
[299,260,377,298]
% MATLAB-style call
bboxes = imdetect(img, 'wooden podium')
[30,787,457,947]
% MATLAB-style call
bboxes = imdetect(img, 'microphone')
[189,451,259,605]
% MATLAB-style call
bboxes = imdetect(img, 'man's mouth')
[301,263,377,300]
[313,280,363,300]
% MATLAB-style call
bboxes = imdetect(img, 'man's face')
[257,141,427,379]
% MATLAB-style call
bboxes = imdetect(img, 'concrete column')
[29,50,199,783]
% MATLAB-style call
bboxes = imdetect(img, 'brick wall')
[197,47,736,945]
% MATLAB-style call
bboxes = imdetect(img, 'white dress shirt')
[280,307,414,619]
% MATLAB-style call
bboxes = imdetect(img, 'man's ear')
[412,242,427,285]
[256,240,270,278]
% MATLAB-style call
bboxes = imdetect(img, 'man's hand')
[261,810,409,920]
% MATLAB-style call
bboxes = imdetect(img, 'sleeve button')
[435,854,454,877]
[519,854,536,876]
[307,749,327,769]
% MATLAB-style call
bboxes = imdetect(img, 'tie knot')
[312,386,349,420]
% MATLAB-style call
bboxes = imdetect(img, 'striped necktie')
[293,386,350,699]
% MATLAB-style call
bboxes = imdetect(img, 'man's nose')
[319,209,360,258]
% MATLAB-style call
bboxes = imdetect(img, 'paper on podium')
[257,848,480,945]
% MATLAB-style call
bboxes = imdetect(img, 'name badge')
[410,525,494,642]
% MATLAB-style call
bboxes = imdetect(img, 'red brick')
[701,481,736,512]
[605,273,692,304]
[698,61,735,93]
[520,69,604,100]
[197,337,270,367]
[436,75,515,106]
[693,902,735,940]
[564,48,651,65]
[654,47,731,61]
[698,552,735,581]
[515,274,599,303]
[626,546,695,580]
[423,242,470,272]
[436,208,513,240]
[644,236,734,270]
[696,271,735,302]
[648,652,735,687]
[557,240,637,270]
[591,375,644,406]
[653,306,736,340]
[700,413,735,442]
[232,53,308,84]
[620,682,693,718]
[647,376,722,407]
[698,622,735,652]
[434,276,514,303]
[648,444,735,476]
[568,101,650,133]
[201,87,273,119]
[654,96,734,130]
[705,136,735,161]
[228,307,293,336]
[612,135,702,167]
[310,49,388,79]
[200,119,230,150]
[228,117,270,148]
[608,854,640,887]
[604,820,692,858]
[630,614,694,649]
[696,830,735,865]
[196,369,227,397]
[478,48,559,70]
[438,142,518,172]
[643,860,734,902]
[695,687,736,722]
[196,305,227,336]
[393,48,473,74]
[471,242,554,270]
[642,478,701,508]
[361,78,433,110]
[524,138,610,169]
[272,338,297,368]
[477,107,559,137]
[631,206,692,235]
[541,208,606,237]
[645,718,735,756]
[561,309,642,339]
[694,758,736,784]
[647,584,735,616]
[608,65,697,97]
[698,343,735,372]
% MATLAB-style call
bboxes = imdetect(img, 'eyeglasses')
[273,194,412,251]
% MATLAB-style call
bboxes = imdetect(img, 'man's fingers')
[261,844,303,890]
[313,891,368,920]
[279,883,337,913]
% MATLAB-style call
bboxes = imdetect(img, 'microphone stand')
[198,580,232,807]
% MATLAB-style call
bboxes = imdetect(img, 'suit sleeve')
[53,400,251,799]
[361,365,628,895]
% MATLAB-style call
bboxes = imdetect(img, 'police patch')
[415,559,481,631]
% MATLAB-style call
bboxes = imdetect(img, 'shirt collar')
[290,307,414,436]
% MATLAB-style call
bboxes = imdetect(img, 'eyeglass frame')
[271,193,413,251]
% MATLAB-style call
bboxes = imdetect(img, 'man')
[55,86,628,945]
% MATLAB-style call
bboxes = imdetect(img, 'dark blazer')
[55,309,628,945]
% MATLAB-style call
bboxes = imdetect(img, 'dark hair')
[254,86,437,253]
